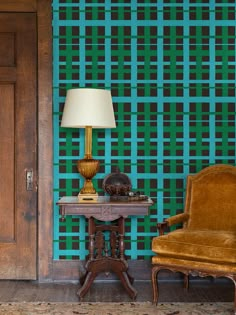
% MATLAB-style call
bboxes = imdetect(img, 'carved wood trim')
[37,0,53,281]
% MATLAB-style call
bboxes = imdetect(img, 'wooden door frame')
[37,0,53,281]
[0,0,52,281]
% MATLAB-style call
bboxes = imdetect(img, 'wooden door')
[0,13,37,279]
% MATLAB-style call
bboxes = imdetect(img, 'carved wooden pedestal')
[57,196,153,299]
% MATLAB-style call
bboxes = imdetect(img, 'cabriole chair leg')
[152,266,162,305]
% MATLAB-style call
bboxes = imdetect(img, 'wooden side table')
[57,196,153,300]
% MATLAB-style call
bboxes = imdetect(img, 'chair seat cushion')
[152,229,236,264]
[152,256,236,273]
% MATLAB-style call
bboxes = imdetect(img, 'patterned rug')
[0,302,233,315]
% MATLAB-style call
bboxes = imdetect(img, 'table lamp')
[61,88,116,200]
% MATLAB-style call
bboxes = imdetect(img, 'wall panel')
[52,1,236,260]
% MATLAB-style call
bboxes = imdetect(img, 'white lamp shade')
[61,88,116,128]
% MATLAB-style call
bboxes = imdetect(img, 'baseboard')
[50,259,184,282]
[42,259,232,285]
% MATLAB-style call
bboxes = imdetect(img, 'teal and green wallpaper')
[53,1,236,260]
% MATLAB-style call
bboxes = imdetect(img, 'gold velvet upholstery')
[151,164,236,314]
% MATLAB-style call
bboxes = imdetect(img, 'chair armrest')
[166,213,189,226]
[157,213,189,235]
[157,221,168,235]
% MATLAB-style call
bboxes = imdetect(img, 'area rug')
[0,302,233,315]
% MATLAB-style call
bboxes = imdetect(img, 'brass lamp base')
[78,193,98,202]
[77,158,100,200]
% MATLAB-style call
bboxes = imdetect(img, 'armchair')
[151,164,236,314]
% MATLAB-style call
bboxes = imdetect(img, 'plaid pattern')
[53,0,236,260]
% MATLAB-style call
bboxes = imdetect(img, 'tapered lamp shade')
[61,88,116,128]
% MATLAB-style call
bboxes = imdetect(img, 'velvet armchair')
[151,164,236,314]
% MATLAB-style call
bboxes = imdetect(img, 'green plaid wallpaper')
[53,1,236,260]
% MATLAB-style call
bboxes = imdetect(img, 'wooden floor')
[0,279,233,303]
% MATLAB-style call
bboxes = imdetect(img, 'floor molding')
[50,259,185,282]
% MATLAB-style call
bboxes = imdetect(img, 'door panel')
[0,13,37,279]
[0,85,14,241]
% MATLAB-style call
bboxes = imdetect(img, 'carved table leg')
[77,216,137,300]
[118,217,125,260]
[78,257,137,300]
[77,271,97,299]
[79,271,87,286]
[126,271,134,284]
[117,270,137,300]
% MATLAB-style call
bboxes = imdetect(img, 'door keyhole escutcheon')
[26,170,33,191]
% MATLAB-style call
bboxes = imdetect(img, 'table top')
[57,196,153,220]
[57,196,153,206]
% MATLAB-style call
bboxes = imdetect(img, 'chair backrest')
[184,164,236,231]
